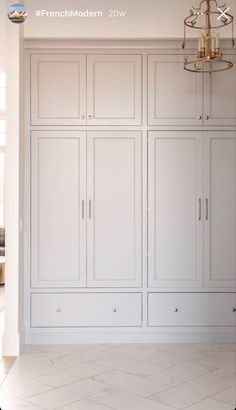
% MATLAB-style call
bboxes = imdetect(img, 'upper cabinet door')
[31,54,86,125]
[148,55,203,126]
[87,55,142,125]
[204,55,236,126]
[204,132,236,288]
[31,131,87,288]
[148,131,203,288]
[87,131,142,287]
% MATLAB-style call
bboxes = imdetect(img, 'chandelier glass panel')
[183,0,235,73]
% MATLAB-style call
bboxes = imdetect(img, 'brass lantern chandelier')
[182,0,235,73]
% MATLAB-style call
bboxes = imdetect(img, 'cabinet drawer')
[148,293,236,327]
[31,293,142,327]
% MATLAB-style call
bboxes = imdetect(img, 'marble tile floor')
[0,344,235,410]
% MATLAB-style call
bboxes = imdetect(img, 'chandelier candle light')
[182,0,235,73]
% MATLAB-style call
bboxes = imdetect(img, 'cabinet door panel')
[148,131,203,288]
[31,131,86,288]
[148,55,203,126]
[31,54,86,125]
[204,132,236,288]
[87,55,142,125]
[204,56,236,126]
[87,131,142,287]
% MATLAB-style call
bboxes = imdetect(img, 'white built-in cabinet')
[87,55,142,125]
[204,55,236,126]
[204,132,236,288]
[148,131,203,288]
[31,293,142,327]
[148,293,236,327]
[148,131,236,289]
[148,55,203,126]
[27,47,236,341]
[31,130,142,288]
[148,54,236,126]
[86,131,142,287]
[31,55,86,125]
[31,131,87,288]
[31,54,142,126]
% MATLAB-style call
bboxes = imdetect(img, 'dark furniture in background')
[0,228,5,256]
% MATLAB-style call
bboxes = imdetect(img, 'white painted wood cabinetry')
[148,55,203,126]
[31,131,87,288]
[31,54,86,125]
[30,53,142,126]
[31,293,142,327]
[87,131,142,287]
[148,54,236,126]
[148,293,236,327]
[204,56,236,126]
[26,45,236,343]
[148,131,203,288]
[204,132,236,288]
[87,55,142,125]
[31,130,142,288]
[148,131,236,290]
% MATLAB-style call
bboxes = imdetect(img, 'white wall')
[24,0,236,39]
[0,0,6,69]
[3,0,24,356]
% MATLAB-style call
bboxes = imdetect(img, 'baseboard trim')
[25,330,236,344]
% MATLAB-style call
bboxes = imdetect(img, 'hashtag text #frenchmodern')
[35,9,103,18]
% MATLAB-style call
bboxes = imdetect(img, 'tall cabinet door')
[87,131,142,287]
[87,55,142,125]
[31,131,87,288]
[203,56,236,126]
[148,55,203,126]
[31,54,86,125]
[204,132,236,288]
[148,131,203,288]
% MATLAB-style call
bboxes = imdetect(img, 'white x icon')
[217,6,230,20]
